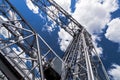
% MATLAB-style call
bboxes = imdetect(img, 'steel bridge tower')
[0,0,62,80]
[0,0,109,80]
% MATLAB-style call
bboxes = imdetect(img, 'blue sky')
[9,0,120,80]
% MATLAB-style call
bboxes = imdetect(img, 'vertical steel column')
[81,30,95,80]
[35,34,44,80]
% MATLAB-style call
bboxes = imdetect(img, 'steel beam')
[0,52,23,80]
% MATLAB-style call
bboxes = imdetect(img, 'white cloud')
[72,0,119,34]
[25,0,119,52]
[58,28,73,51]
[105,18,120,51]
[54,0,71,13]
[109,64,120,80]
[92,35,103,55]
[56,0,119,52]
[105,18,120,43]
[25,0,49,19]
[42,18,56,32]
[103,0,119,12]
[26,0,39,14]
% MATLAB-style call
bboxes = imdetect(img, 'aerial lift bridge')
[0,0,109,80]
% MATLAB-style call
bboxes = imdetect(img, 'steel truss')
[0,70,8,80]
[0,0,62,80]
[31,0,110,80]
[0,0,110,80]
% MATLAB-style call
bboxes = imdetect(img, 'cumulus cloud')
[53,0,119,34]
[105,18,120,43]
[92,35,103,54]
[25,0,58,32]
[26,0,39,14]
[25,0,71,51]
[109,64,120,80]
[105,18,120,51]
[72,0,119,34]
[57,0,119,52]
[42,18,57,32]
[54,0,71,13]
[56,0,119,52]
[25,0,119,52]
[58,28,73,51]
